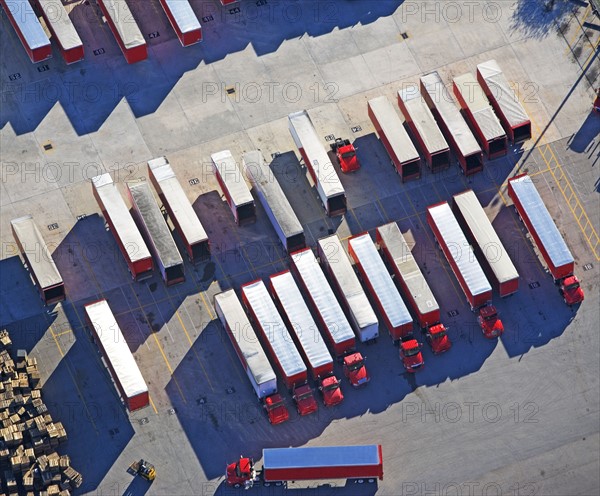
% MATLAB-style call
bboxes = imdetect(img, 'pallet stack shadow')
[0,330,82,496]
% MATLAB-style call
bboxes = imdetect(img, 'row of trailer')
[368,62,532,179]
[1,0,239,64]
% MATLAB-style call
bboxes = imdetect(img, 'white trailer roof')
[317,235,378,333]
[211,150,254,208]
[214,290,277,389]
[162,0,201,34]
[243,151,303,239]
[84,300,148,400]
[453,73,505,141]
[398,89,449,154]
[264,445,381,470]
[453,190,519,285]
[38,0,83,50]
[291,249,355,345]
[270,271,332,371]
[509,175,574,268]
[99,0,145,49]
[428,203,492,297]
[376,223,439,317]
[4,1,50,50]
[477,60,530,127]
[348,234,412,329]
[368,96,420,164]
[288,111,345,199]
[128,182,183,269]
[242,280,306,381]
[420,72,482,158]
[11,215,63,289]
[92,174,151,263]
[148,157,208,245]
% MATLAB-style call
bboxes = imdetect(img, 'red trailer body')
[220,0,238,4]
[148,157,210,264]
[420,72,483,175]
[35,0,84,64]
[92,174,154,281]
[84,300,149,411]
[262,445,384,482]
[397,88,451,172]
[477,60,531,144]
[347,233,413,341]
[376,223,440,328]
[96,0,147,64]
[159,0,202,46]
[11,215,65,305]
[290,248,356,357]
[211,150,256,226]
[453,73,507,160]
[507,174,575,281]
[241,280,308,391]
[453,190,519,297]
[368,96,421,181]
[427,202,492,310]
[1,0,52,63]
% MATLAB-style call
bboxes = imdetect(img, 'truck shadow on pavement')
[567,111,600,154]
[212,479,379,496]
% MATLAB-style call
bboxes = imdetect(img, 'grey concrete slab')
[363,42,422,87]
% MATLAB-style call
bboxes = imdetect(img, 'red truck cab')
[477,305,504,339]
[226,457,257,488]
[343,352,370,387]
[263,394,289,424]
[319,375,344,406]
[425,324,451,354]
[560,275,584,305]
[331,138,360,172]
[400,339,424,372]
[292,384,318,415]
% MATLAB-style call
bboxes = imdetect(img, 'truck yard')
[1,1,599,495]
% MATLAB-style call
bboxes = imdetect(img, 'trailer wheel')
[264,482,270,487]
[368,478,375,483]
[233,483,241,489]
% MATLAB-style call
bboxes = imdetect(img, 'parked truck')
[290,248,369,387]
[241,280,317,416]
[127,181,185,286]
[148,157,210,264]
[214,290,289,424]
[288,111,347,216]
[347,233,422,372]
[453,190,519,297]
[477,60,532,144]
[96,0,147,63]
[92,173,153,281]
[211,150,256,226]
[270,271,344,406]
[84,299,149,411]
[453,73,507,160]
[1,0,51,63]
[427,202,503,338]
[368,95,421,181]
[11,215,65,305]
[243,151,306,253]
[226,445,384,488]
[376,222,451,354]
[397,88,451,172]
[36,0,84,64]
[508,174,584,305]
[330,138,360,173]
[317,234,379,343]
[420,71,484,176]
[159,0,202,46]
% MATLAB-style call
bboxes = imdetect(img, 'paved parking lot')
[1,1,599,495]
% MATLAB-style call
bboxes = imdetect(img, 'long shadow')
[509,0,577,39]
[212,479,379,495]
[1,0,403,135]
[121,474,153,496]
[567,111,600,153]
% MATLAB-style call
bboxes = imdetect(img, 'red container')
[1,0,52,63]
[96,0,147,64]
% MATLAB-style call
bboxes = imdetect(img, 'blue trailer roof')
[263,445,381,469]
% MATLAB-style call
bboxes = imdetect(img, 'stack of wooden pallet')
[0,330,82,496]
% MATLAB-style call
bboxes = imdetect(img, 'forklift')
[129,459,156,482]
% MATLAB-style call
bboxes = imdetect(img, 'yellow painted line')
[580,35,600,68]
[54,328,73,338]
[198,291,214,320]
[174,307,214,392]
[148,394,158,415]
[564,4,591,55]
[48,325,99,434]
